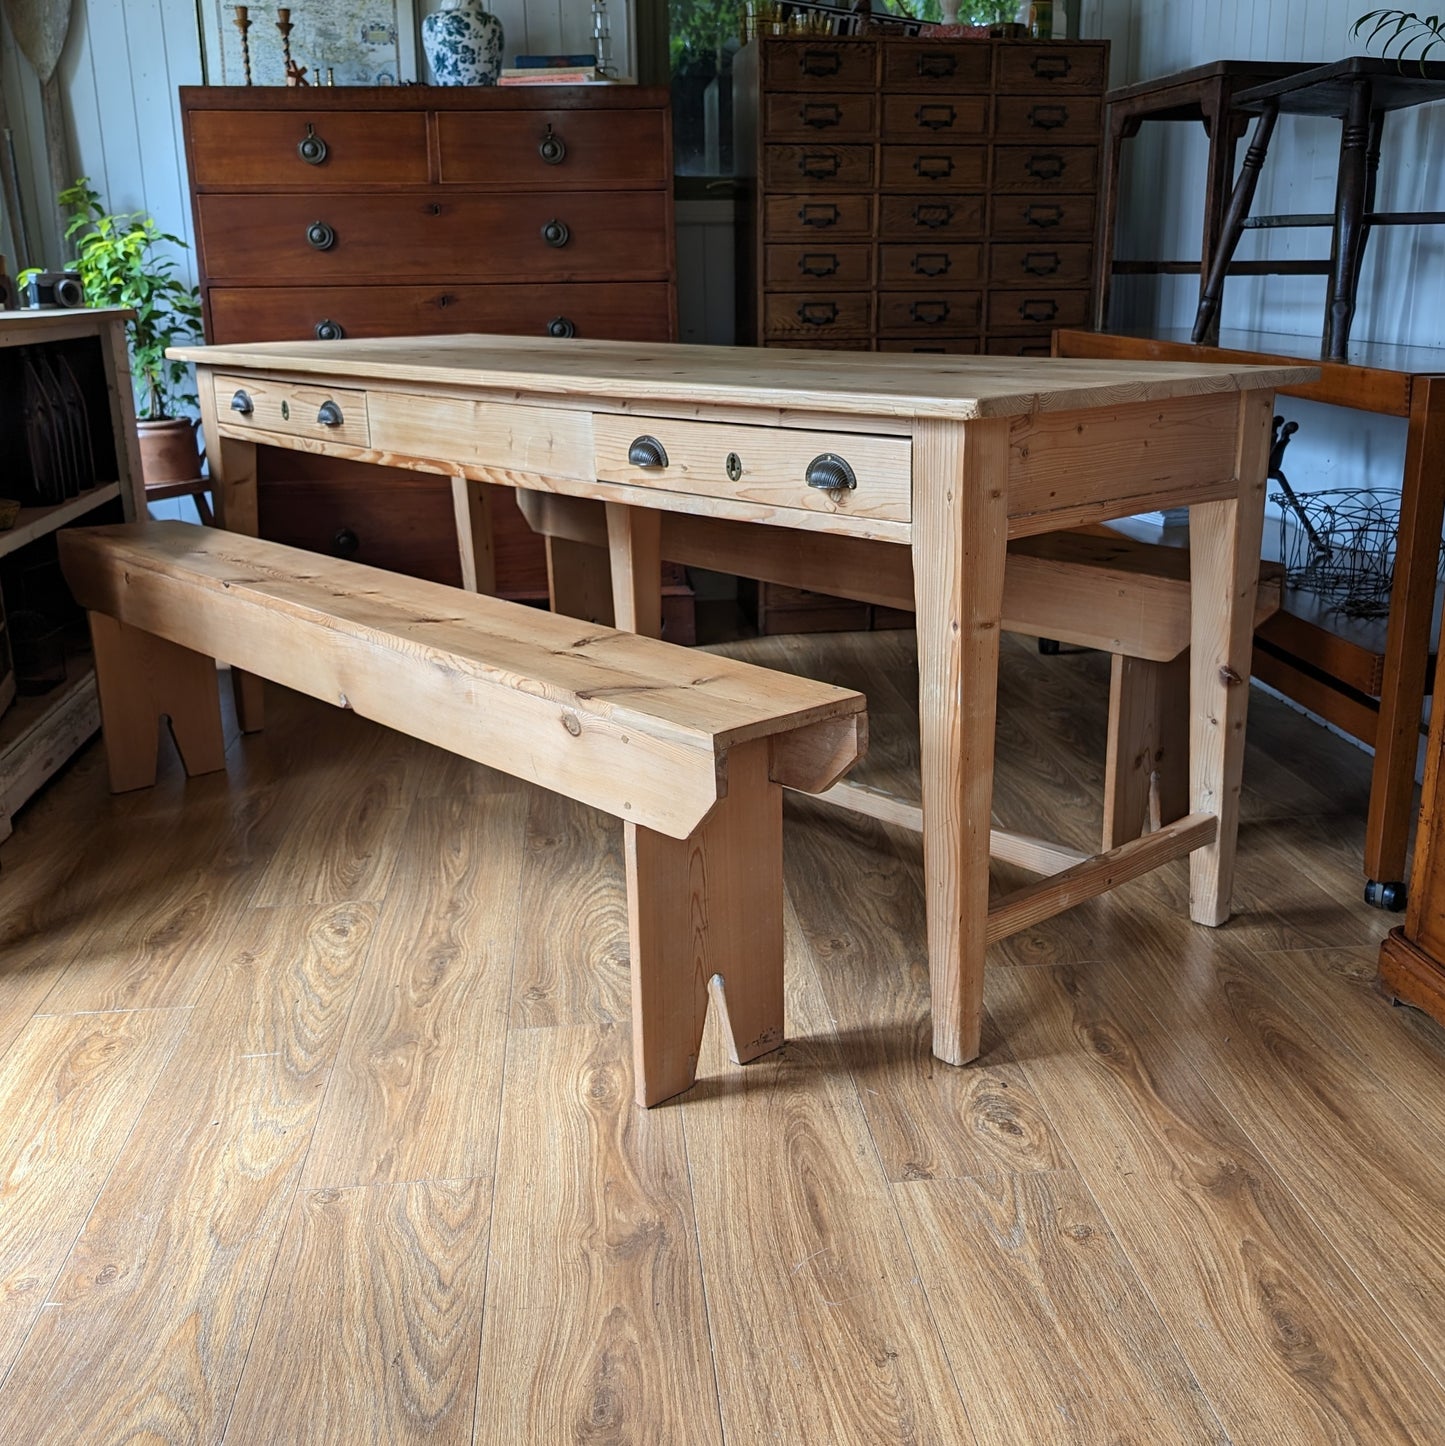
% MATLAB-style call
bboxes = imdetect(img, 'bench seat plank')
[61,523,866,839]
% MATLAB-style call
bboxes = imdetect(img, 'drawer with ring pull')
[185,109,428,187]
[437,109,668,186]
[215,373,370,448]
[593,416,912,525]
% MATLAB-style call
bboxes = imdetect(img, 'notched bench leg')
[88,613,227,792]
[1103,653,1190,849]
[625,738,785,1107]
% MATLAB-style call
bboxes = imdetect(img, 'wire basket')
[1272,487,1410,620]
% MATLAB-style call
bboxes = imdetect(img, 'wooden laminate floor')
[1,626,1443,1444]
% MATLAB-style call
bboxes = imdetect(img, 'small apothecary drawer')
[765,244,873,288]
[879,290,982,336]
[763,291,873,340]
[187,110,429,188]
[879,242,983,288]
[881,94,989,141]
[593,415,912,525]
[988,242,1094,286]
[763,93,876,140]
[215,373,371,448]
[764,193,876,238]
[995,43,1108,92]
[992,145,1099,193]
[989,194,1095,239]
[882,41,990,91]
[878,193,985,239]
[763,40,877,91]
[985,288,1090,333]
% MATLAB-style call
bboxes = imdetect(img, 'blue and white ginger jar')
[423,0,504,86]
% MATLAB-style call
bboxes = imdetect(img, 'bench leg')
[88,613,227,792]
[624,738,784,1107]
[1103,652,1190,849]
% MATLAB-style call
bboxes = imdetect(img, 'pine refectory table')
[171,336,1316,1069]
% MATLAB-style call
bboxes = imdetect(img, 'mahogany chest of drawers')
[180,86,678,598]
[735,35,1107,357]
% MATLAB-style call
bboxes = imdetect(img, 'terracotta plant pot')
[136,417,201,486]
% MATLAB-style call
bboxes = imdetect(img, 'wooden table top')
[171,335,1317,423]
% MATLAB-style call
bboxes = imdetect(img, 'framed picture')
[200,1,420,86]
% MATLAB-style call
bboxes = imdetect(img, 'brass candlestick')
[233,5,253,86]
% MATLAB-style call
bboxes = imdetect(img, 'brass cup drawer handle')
[230,389,254,416]
[628,435,668,469]
[316,400,345,428]
[806,454,856,492]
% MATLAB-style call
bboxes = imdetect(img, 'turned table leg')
[1325,77,1376,362]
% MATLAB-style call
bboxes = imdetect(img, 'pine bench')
[57,521,867,1107]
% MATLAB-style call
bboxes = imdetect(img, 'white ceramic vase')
[423,0,505,86]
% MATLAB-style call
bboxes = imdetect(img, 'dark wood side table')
[1192,57,1445,360]
[1055,324,1445,908]
[1095,61,1311,331]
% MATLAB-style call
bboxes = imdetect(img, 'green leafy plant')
[1352,9,1445,64]
[23,179,203,420]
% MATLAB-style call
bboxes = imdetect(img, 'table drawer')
[986,288,1090,333]
[995,44,1108,92]
[879,290,982,336]
[765,244,873,288]
[989,194,1095,239]
[880,145,987,191]
[764,93,876,139]
[216,372,370,448]
[985,334,1054,357]
[882,41,990,91]
[878,193,985,239]
[208,282,674,345]
[992,145,1099,193]
[879,337,979,354]
[436,109,668,187]
[989,242,1094,287]
[764,40,877,91]
[881,94,989,141]
[763,291,873,340]
[765,193,875,238]
[879,242,983,288]
[186,109,429,188]
[593,415,912,525]
[196,191,671,283]
[993,94,1102,138]
[763,144,874,189]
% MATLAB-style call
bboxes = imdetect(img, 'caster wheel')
[1038,638,1061,656]
[1364,879,1406,912]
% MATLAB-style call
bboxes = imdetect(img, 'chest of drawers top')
[181,85,672,193]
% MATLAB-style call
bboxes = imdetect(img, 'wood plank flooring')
[1,626,1442,1444]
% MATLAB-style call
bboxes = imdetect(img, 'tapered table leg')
[911,417,1010,1066]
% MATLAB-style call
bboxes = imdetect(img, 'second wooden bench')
[58,521,866,1107]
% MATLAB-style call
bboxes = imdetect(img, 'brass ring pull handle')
[797,301,839,327]
[314,319,345,340]
[917,52,956,78]
[1028,104,1069,131]
[538,125,566,164]
[332,527,359,558]
[541,219,570,248]
[316,400,344,428]
[627,435,668,469]
[230,389,253,415]
[297,123,328,164]
[306,220,336,250]
[801,49,841,77]
[1022,251,1062,275]
[547,316,576,338]
[805,454,856,491]
[915,104,957,131]
[1025,153,1066,181]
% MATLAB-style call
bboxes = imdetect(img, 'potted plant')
[29,179,204,485]
[1352,9,1445,63]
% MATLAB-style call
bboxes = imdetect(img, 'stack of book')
[498,54,610,85]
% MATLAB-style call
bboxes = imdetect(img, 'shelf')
[0,662,100,842]
[0,483,123,561]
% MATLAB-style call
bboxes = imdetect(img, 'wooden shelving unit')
[0,309,144,843]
